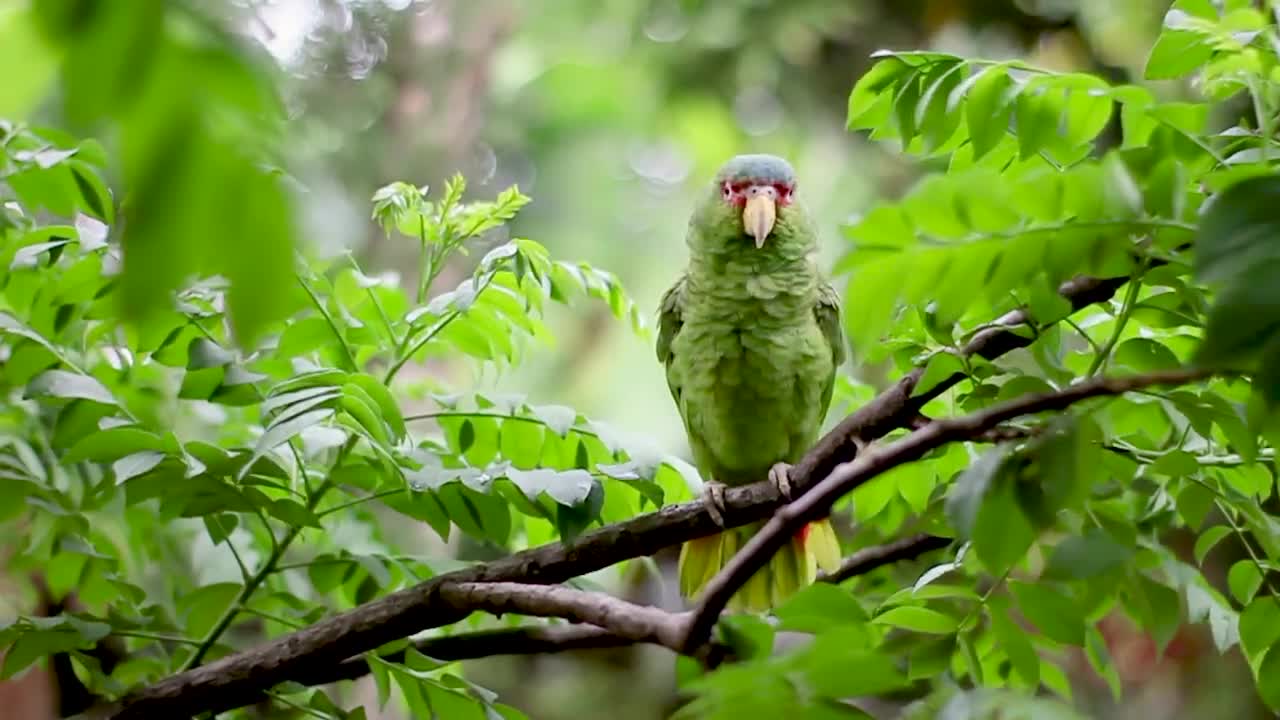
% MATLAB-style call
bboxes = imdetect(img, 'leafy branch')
[679,365,1215,655]
[95,262,1193,719]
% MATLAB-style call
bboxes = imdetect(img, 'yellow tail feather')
[677,518,841,612]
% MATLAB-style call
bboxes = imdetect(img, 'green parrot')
[657,153,845,611]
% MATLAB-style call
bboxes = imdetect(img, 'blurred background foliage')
[227,0,1174,456]
[5,0,1258,718]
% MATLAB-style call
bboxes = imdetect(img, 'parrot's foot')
[769,462,794,501]
[700,480,729,528]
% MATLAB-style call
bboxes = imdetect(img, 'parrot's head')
[689,153,812,255]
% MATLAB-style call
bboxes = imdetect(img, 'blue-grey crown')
[713,154,797,186]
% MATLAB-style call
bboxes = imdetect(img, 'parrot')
[656,153,845,612]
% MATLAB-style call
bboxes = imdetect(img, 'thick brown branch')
[307,533,947,690]
[102,272,1143,719]
[818,533,952,585]
[437,583,691,653]
[680,366,1215,653]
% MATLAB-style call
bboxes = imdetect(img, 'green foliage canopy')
[3,1,1280,718]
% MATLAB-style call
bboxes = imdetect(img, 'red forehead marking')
[721,178,795,207]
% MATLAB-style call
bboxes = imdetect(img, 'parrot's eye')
[721,182,733,201]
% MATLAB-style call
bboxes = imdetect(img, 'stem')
[271,554,425,574]
[1086,266,1144,377]
[240,606,305,630]
[113,630,202,647]
[266,691,332,720]
[1062,316,1103,356]
[213,517,251,583]
[180,441,355,671]
[1215,498,1280,598]
[405,410,599,439]
[1101,440,1273,467]
[346,254,400,346]
[316,488,406,518]
[249,502,279,556]
[297,276,359,372]
[1248,76,1274,164]
[384,310,460,383]
[417,214,434,305]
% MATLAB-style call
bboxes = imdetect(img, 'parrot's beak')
[742,189,777,249]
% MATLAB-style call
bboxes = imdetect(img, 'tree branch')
[304,532,947,691]
[100,272,1150,720]
[818,533,952,585]
[436,583,692,654]
[679,366,1215,653]
[791,274,1133,489]
[320,623,635,686]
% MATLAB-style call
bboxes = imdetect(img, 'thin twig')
[180,441,355,671]
[296,277,359,372]
[818,533,952,585]
[909,413,1040,443]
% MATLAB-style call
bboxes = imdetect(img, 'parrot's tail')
[677,518,842,611]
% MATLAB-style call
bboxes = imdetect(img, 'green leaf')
[1042,529,1133,581]
[499,420,545,469]
[772,583,869,633]
[1176,481,1215,529]
[26,370,117,406]
[252,409,335,464]
[529,405,577,437]
[1194,175,1280,366]
[1194,525,1232,564]
[961,63,1014,159]
[872,606,958,634]
[1151,450,1201,477]
[1144,29,1214,80]
[913,351,964,398]
[0,5,59,119]
[113,451,167,483]
[0,615,111,680]
[1010,581,1085,645]
[1084,624,1122,700]
[1113,338,1180,372]
[63,426,166,463]
[972,479,1035,576]
[989,596,1039,686]
[277,316,338,358]
[345,374,406,442]
[1259,647,1280,711]
[179,583,242,639]
[716,615,775,662]
[505,468,595,507]
[944,445,1009,538]
[1129,574,1182,653]
[847,58,910,129]
[1240,597,1280,665]
[791,636,909,698]
[1228,560,1263,604]
[267,498,322,530]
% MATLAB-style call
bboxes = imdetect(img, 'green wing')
[656,275,687,405]
[814,281,846,416]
